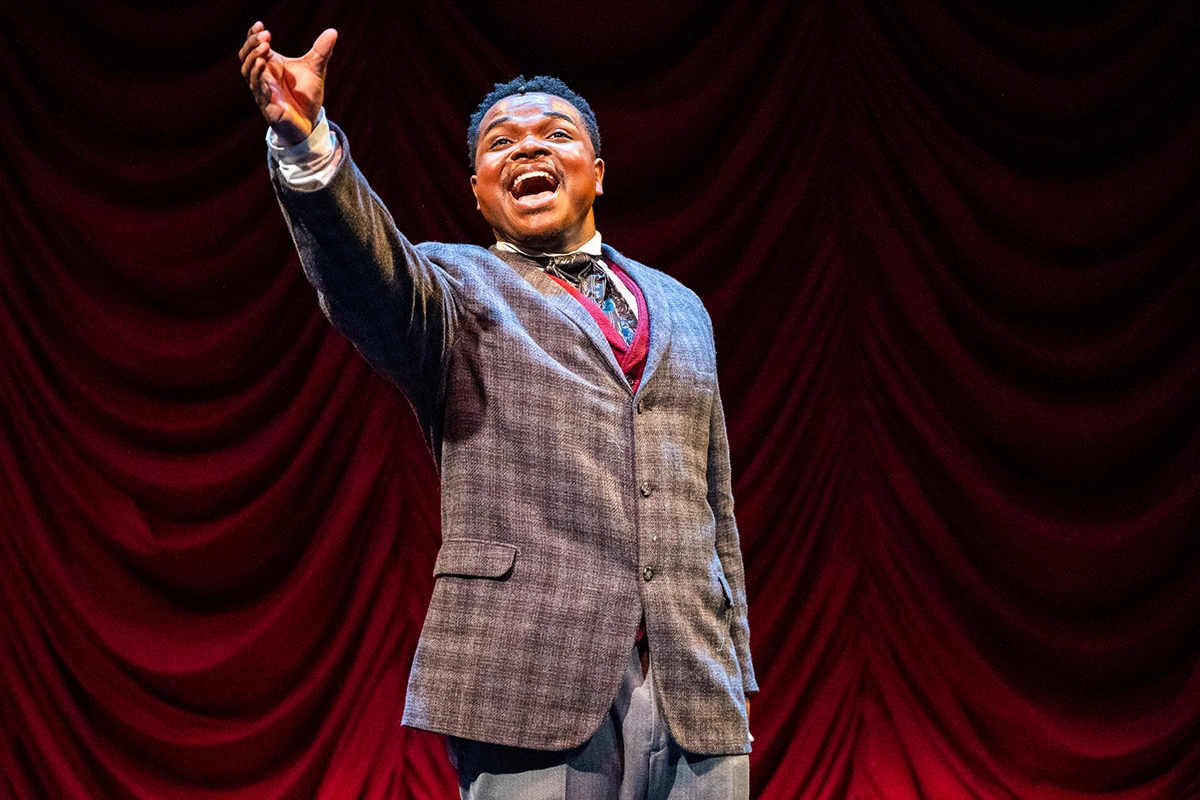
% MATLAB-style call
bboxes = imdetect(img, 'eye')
[489,136,511,149]
[549,130,571,140]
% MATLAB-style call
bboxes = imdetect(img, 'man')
[239,21,757,799]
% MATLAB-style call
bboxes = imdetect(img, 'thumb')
[308,28,338,73]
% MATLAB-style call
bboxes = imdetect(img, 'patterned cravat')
[542,253,637,345]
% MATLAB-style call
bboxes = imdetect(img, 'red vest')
[543,262,650,391]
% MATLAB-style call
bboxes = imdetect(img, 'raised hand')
[238,21,338,147]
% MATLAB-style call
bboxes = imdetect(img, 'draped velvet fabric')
[3,1,1199,797]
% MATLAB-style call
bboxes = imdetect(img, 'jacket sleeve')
[269,126,460,440]
[707,374,759,694]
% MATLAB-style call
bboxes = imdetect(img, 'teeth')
[514,170,554,188]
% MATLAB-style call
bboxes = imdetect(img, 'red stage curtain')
[3,1,1199,797]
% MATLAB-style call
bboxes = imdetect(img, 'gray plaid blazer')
[271,128,757,755]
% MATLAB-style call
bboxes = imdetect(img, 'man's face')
[472,93,604,253]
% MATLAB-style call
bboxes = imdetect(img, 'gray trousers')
[447,647,750,800]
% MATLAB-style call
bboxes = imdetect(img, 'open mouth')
[509,169,559,202]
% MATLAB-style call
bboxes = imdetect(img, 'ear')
[470,174,480,210]
[593,158,605,196]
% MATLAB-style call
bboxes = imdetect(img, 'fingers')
[307,28,338,74]
[248,56,267,96]
[238,25,272,83]
[237,23,268,61]
[240,39,270,84]
[746,696,754,743]
[247,56,268,106]
[248,58,285,123]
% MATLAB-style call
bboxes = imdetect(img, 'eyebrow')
[482,110,577,137]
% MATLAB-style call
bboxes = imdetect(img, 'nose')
[511,133,549,160]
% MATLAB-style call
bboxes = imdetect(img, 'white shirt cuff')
[268,108,341,191]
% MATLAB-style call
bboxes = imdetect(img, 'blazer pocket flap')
[434,539,517,579]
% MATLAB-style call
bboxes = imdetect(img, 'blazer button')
[642,566,654,581]
[640,481,652,497]
[636,399,645,414]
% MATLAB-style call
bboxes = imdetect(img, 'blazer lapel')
[602,246,672,394]
[492,248,629,388]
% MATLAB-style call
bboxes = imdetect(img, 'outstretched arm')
[240,24,458,444]
[238,21,338,146]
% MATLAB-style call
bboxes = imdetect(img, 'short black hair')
[467,75,600,170]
